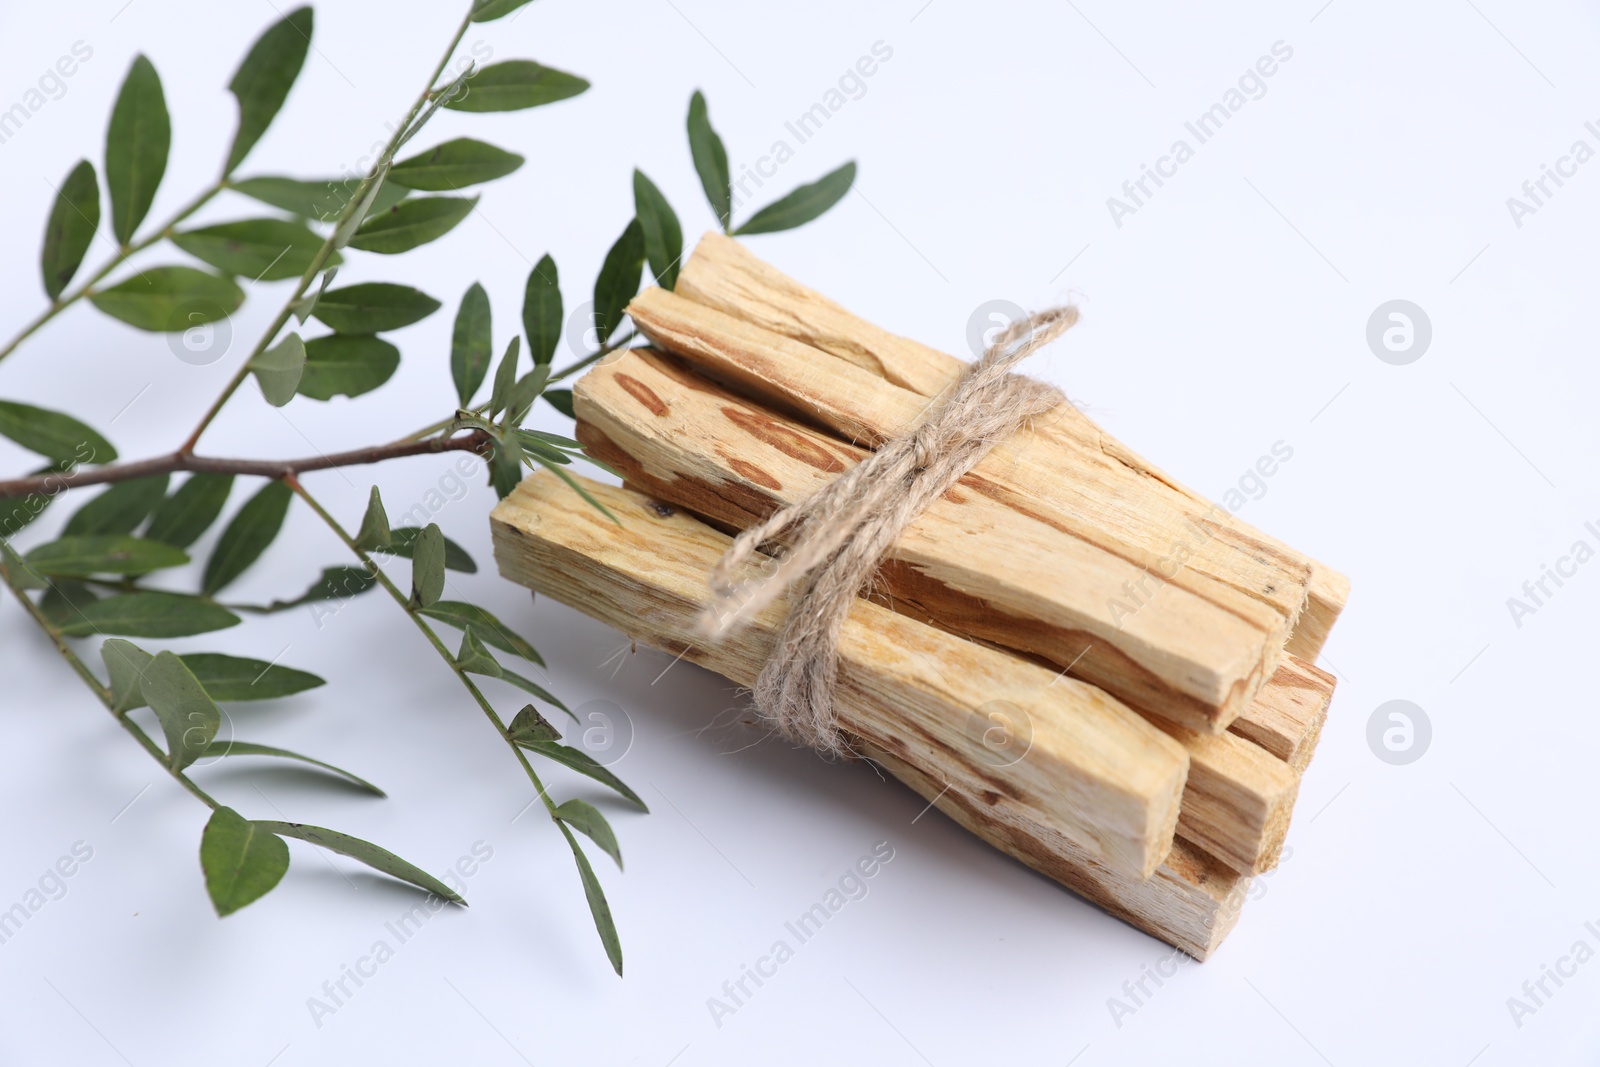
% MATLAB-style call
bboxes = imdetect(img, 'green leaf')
[26,535,187,576]
[254,821,465,903]
[505,365,550,426]
[451,282,492,405]
[347,196,476,255]
[522,254,561,367]
[181,653,326,702]
[225,6,314,174]
[544,388,575,418]
[489,444,523,500]
[556,798,622,869]
[58,592,241,638]
[409,523,446,608]
[519,428,582,449]
[89,266,244,332]
[355,486,391,550]
[0,539,47,590]
[172,219,337,282]
[107,649,325,711]
[201,807,290,917]
[42,160,100,300]
[198,741,383,796]
[100,638,153,714]
[141,650,222,770]
[387,527,476,573]
[146,473,233,548]
[39,579,101,629]
[557,821,623,975]
[470,0,536,22]
[454,626,501,677]
[230,176,408,223]
[389,137,524,191]
[445,60,589,113]
[513,429,573,466]
[687,91,731,232]
[0,401,116,465]
[518,740,647,810]
[633,169,683,290]
[105,55,170,244]
[488,336,520,419]
[312,283,440,334]
[268,565,376,609]
[331,170,392,251]
[250,332,305,407]
[508,703,560,744]
[291,265,339,324]
[734,161,857,235]
[419,601,543,666]
[61,475,169,537]
[204,480,292,595]
[297,334,400,401]
[593,218,645,346]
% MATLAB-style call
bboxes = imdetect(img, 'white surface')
[1,1,1597,1064]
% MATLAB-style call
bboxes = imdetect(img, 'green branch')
[178,7,479,455]
[287,478,559,819]
[0,546,220,810]
[0,179,226,369]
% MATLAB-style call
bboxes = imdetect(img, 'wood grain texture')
[866,743,1248,960]
[673,231,1349,659]
[577,346,1275,736]
[491,473,1188,880]
[522,408,1300,875]
[1228,656,1335,774]
[491,472,1248,957]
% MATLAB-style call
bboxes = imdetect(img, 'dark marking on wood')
[723,406,847,474]
[615,373,668,416]
[727,457,781,491]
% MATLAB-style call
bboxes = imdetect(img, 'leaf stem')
[0,178,227,369]
[0,548,220,810]
[177,9,479,456]
[0,430,490,501]
[286,478,560,820]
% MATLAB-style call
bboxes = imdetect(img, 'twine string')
[698,306,1078,757]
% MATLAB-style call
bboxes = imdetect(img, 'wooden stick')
[866,744,1248,960]
[618,359,1335,777]
[1150,718,1297,875]
[573,351,1302,873]
[1228,656,1334,774]
[672,232,1350,660]
[490,472,1248,957]
[577,347,1278,736]
[491,472,1189,880]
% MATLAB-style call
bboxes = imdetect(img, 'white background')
[1,0,1598,1064]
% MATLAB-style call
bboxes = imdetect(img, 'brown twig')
[0,430,491,500]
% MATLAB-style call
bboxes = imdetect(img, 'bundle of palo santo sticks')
[490,234,1348,959]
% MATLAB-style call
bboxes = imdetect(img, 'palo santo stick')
[1228,656,1334,774]
[491,473,1247,953]
[577,347,1275,735]
[574,351,1298,873]
[866,743,1247,960]
[491,472,1189,880]
[1151,720,1297,875]
[625,289,1300,727]
[672,231,1349,660]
